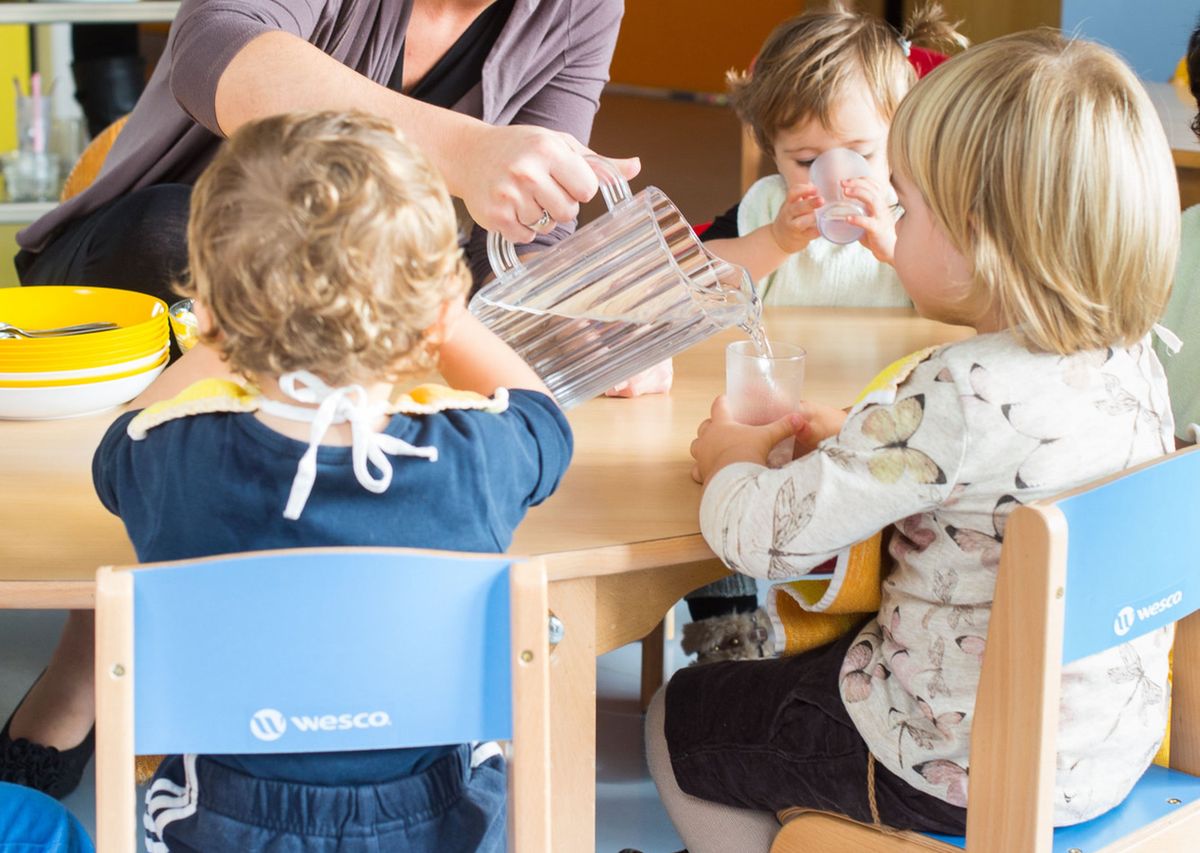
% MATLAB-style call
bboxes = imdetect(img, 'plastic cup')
[726,340,806,465]
[809,148,871,244]
[169,299,200,352]
[2,150,59,202]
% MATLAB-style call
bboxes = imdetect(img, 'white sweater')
[738,174,910,308]
[700,332,1174,823]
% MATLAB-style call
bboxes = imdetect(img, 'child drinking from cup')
[31,111,571,850]
[703,1,965,307]
[649,31,1179,852]
[682,1,966,666]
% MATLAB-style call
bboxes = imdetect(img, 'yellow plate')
[0,352,168,388]
[0,325,167,358]
[0,286,167,351]
[0,331,169,370]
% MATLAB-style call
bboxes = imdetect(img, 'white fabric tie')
[1152,323,1183,355]
[260,371,438,520]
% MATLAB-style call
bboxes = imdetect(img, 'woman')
[16,0,637,298]
[4,0,634,800]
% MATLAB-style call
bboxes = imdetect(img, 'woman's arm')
[210,30,636,244]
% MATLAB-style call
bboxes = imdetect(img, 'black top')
[388,0,517,108]
[701,201,741,242]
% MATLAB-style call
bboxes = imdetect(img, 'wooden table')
[0,307,971,849]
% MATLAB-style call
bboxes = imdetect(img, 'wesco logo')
[1113,591,1183,637]
[250,707,392,742]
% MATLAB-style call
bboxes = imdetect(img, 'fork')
[0,321,120,339]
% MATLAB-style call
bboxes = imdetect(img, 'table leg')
[547,576,598,852]
[639,619,665,711]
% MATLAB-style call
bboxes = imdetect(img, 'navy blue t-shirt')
[93,388,572,784]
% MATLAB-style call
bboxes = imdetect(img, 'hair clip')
[898,37,912,58]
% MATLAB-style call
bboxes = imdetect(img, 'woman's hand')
[605,359,674,398]
[793,401,849,457]
[769,183,823,255]
[455,123,640,244]
[841,176,898,264]
[690,396,802,485]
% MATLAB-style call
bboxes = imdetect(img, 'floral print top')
[699,331,1174,824]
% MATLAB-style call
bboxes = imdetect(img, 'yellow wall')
[1,25,31,287]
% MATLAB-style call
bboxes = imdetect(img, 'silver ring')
[524,209,554,233]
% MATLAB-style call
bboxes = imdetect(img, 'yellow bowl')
[0,319,167,357]
[0,328,169,370]
[0,286,167,353]
[0,318,168,359]
[0,319,169,357]
[0,352,168,388]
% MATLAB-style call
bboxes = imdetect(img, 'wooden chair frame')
[773,448,1200,852]
[94,548,552,853]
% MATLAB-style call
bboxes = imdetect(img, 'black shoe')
[0,673,95,799]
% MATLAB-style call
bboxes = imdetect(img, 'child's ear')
[192,299,218,337]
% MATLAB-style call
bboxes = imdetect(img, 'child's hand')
[793,401,849,457]
[841,176,897,264]
[769,183,823,254]
[690,395,803,485]
[605,359,674,398]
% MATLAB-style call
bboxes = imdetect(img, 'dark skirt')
[664,621,968,835]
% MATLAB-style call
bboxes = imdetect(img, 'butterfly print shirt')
[699,331,1174,824]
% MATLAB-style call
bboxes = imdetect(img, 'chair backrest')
[1057,448,1200,663]
[60,114,128,202]
[966,447,1200,852]
[95,547,551,852]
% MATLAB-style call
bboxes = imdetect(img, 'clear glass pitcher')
[469,158,760,408]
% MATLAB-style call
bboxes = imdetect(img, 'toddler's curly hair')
[179,110,468,386]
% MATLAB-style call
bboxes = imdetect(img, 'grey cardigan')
[20,0,624,278]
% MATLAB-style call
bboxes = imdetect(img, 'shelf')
[0,201,55,225]
[0,3,179,25]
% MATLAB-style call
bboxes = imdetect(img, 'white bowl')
[0,346,168,382]
[0,362,166,420]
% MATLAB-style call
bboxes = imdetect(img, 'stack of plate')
[0,286,169,419]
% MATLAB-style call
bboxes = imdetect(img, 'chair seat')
[774,766,1200,853]
[922,765,1200,851]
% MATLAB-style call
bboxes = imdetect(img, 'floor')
[0,92,745,852]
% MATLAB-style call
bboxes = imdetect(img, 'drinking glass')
[809,148,870,244]
[726,340,807,465]
[169,299,199,352]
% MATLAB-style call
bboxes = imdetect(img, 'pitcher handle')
[486,155,634,281]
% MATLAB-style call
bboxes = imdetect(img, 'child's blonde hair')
[729,2,966,154]
[181,111,469,385]
[889,31,1181,355]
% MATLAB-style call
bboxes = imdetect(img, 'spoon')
[0,321,120,339]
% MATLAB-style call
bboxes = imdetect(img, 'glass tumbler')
[809,148,871,245]
[726,340,807,465]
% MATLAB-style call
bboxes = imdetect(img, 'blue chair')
[93,548,551,852]
[772,447,1200,852]
[0,780,93,852]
